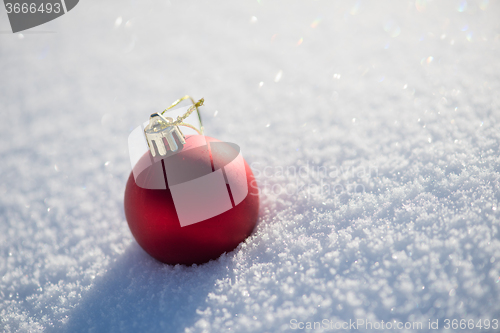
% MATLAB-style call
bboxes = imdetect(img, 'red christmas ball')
[124,135,259,265]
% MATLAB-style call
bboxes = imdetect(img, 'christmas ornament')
[124,96,259,265]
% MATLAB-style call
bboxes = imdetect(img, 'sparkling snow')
[1,1,500,332]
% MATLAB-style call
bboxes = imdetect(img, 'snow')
[1,0,500,332]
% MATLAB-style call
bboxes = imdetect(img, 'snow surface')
[1,0,500,332]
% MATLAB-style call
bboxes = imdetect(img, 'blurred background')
[1,0,500,332]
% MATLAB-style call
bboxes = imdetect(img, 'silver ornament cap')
[144,113,186,157]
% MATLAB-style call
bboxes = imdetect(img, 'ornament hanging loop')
[161,95,204,134]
